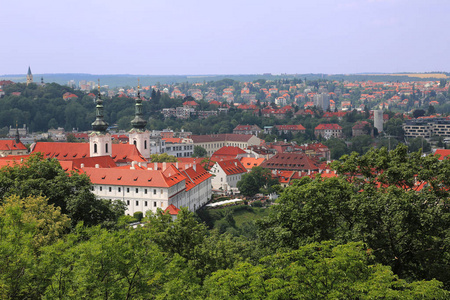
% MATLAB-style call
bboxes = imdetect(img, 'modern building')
[403,118,450,138]
[313,93,330,110]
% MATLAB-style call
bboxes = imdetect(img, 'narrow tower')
[15,121,20,144]
[129,79,151,159]
[26,66,33,85]
[90,80,112,157]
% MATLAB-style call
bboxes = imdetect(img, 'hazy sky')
[1,0,449,75]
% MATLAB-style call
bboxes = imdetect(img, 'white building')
[210,159,247,193]
[163,137,194,157]
[84,163,212,215]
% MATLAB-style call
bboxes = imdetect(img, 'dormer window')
[94,144,98,154]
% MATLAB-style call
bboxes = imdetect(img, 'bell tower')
[129,79,150,159]
[26,66,33,85]
[90,80,112,157]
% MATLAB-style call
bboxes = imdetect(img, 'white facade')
[90,133,112,157]
[374,110,384,133]
[129,130,151,159]
[210,161,245,193]
[165,139,194,157]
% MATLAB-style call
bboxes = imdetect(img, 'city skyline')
[1,0,449,76]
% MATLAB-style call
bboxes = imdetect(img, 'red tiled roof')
[217,159,247,175]
[275,124,305,131]
[71,156,117,169]
[239,157,265,170]
[315,124,342,130]
[82,167,182,188]
[435,149,450,160]
[32,142,90,159]
[164,204,180,215]
[0,139,27,151]
[111,144,146,164]
[261,153,319,171]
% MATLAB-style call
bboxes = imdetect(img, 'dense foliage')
[0,146,449,298]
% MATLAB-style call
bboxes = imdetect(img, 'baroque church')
[24,82,212,216]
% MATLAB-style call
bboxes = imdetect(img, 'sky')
[1,0,449,75]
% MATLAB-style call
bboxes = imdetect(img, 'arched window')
[144,140,147,149]
[94,143,98,153]
[105,143,109,153]
[134,140,137,146]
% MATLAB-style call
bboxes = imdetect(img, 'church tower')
[129,79,150,159]
[26,66,33,85]
[90,80,112,157]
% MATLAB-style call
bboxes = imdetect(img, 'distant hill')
[0,72,447,87]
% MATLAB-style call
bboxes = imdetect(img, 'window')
[105,143,108,153]
[153,189,156,195]
[134,140,137,146]
[135,188,139,193]
[154,201,157,207]
[118,187,121,192]
[127,188,130,193]
[136,201,139,206]
[145,201,148,206]
[94,143,97,153]
[144,140,147,149]
[144,189,147,194]
[127,200,130,206]
[109,187,112,192]
[99,186,102,191]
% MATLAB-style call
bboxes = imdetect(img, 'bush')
[251,200,263,207]
[133,211,143,222]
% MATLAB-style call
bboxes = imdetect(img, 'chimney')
[326,169,329,174]
[176,162,179,169]
[131,161,136,170]
[154,162,157,170]
[138,162,141,167]
[81,163,84,168]
[193,164,196,171]
[95,164,99,168]
[185,164,189,170]
[307,169,311,175]
[162,162,166,170]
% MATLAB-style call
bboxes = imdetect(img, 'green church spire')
[91,80,109,133]
[130,79,147,131]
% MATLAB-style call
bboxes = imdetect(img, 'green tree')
[192,145,207,157]
[149,153,178,162]
[237,166,278,197]
[0,153,125,228]
[204,241,448,299]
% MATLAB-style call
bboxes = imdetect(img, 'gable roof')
[82,167,182,188]
[164,204,180,215]
[315,124,342,130]
[0,139,27,151]
[32,142,90,159]
[239,157,265,170]
[260,153,319,171]
[435,149,450,160]
[216,159,247,175]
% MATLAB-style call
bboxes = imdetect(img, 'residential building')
[164,137,194,157]
[233,125,263,136]
[260,153,319,173]
[314,124,343,139]
[352,121,373,137]
[191,134,261,156]
[210,159,247,193]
